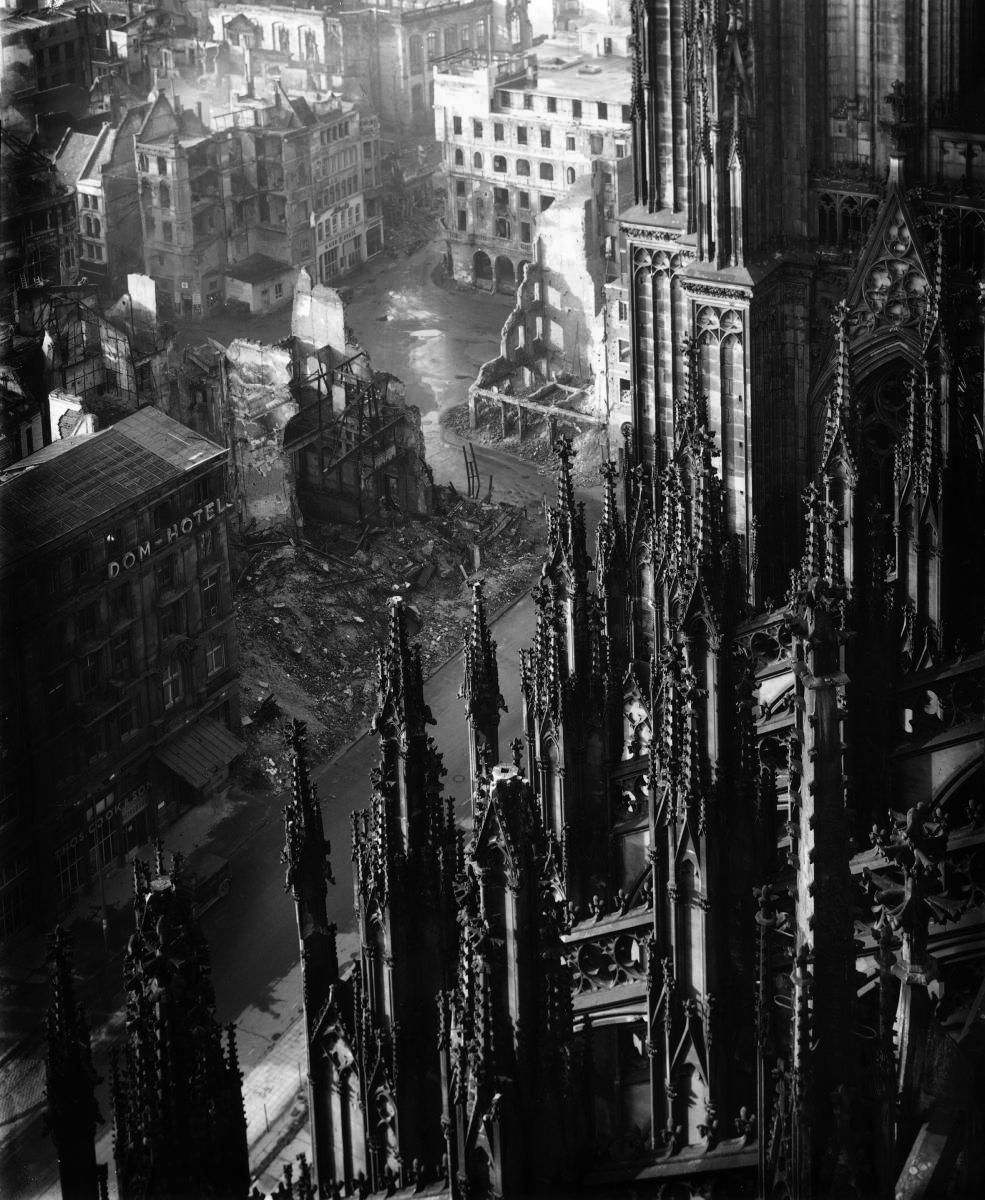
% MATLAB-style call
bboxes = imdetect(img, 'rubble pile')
[441,400,610,487]
[233,491,544,787]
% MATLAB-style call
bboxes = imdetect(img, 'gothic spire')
[461,579,507,785]
[44,925,102,1200]
[546,437,589,575]
[113,849,249,1200]
[373,596,434,741]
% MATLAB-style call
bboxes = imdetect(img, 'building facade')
[135,93,226,317]
[54,106,148,297]
[285,4,985,1199]
[339,0,497,134]
[0,407,242,946]
[433,44,631,290]
[0,127,78,316]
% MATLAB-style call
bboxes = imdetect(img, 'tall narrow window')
[162,658,184,708]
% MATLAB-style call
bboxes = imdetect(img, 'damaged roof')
[225,253,292,284]
[0,407,226,574]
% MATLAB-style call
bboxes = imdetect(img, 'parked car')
[183,849,231,918]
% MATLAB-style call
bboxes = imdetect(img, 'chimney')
[196,100,203,123]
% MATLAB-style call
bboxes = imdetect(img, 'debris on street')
[233,487,544,785]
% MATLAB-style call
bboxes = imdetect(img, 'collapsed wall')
[467,173,609,455]
[225,338,299,534]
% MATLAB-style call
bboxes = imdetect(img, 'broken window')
[493,155,507,172]
[494,186,509,205]
[495,217,510,239]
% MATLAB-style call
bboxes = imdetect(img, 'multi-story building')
[433,42,631,290]
[53,104,148,297]
[0,127,78,315]
[213,86,384,292]
[0,1,105,137]
[207,2,344,86]
[135,93,226,317]
[208,0,509,135]
[0,407,242,945]
[339,0,498,134]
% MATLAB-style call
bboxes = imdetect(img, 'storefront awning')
[155,718,246,792]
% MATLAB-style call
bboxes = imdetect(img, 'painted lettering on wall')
[107,497,228,578]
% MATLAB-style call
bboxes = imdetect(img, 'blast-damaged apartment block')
[213,85,384,299]
[0,127,79,314]
[135,93,226,317]
[284,269,431,525]
[434,33,632,291]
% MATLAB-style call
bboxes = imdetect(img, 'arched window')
[409,35,423,73]
[159,182,170,208]
[426,30,438,59]
[539,162,554,181]
[493,155,507,172]
[566,166,576,184]
[454,148,465,166]
[473,152,483,169]
[516,158,530,176]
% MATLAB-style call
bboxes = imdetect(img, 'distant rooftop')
[0,407,226,574]
[513,45,632,106]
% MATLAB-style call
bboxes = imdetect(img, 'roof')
[0,406,226,573]
[155,718,245,791]
[224,253,292,284]
[506,48,633,108]
[53,129,100,188]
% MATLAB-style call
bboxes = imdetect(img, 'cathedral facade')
[288,3,985,1198]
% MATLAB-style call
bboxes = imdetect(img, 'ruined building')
[286,4,985,1199]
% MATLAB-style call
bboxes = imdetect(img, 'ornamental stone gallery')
[106,497,230,577]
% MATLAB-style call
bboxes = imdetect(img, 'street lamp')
[87,812,116,952]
